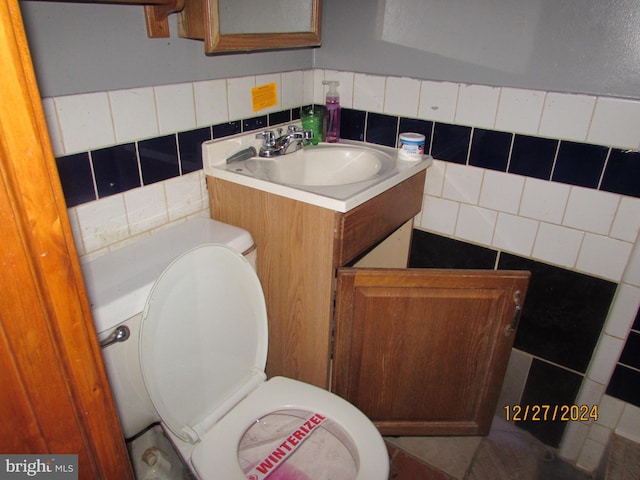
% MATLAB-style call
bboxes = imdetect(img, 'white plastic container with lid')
[398,132,426,160]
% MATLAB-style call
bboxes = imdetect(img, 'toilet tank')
[80,216,256,438]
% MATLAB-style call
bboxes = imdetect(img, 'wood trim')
[199,0,322,53]
[0,0,133,476]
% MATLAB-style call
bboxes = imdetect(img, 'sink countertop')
[203,133,431,213]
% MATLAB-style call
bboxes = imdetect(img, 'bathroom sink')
[203,129,431,212]
[244,144,395,187]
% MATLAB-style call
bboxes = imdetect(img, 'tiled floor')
[385,415,613,480]
[604,435,640,480]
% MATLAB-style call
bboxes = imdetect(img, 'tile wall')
[43,69,640,472]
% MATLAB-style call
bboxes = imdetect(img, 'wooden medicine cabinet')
[178,0,322,53]
[30,0,322,54]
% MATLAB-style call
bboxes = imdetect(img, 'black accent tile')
[366,112,398,147]
[243,115,268,132]
[633,306,640,331]
[340,108,366,141]
[399,117,433,153]
[91,143,140,198]
[431,122,471,164]
[138,135,179,185]
[55,152,96,207]
[469,129,512,172]
[606,364,640,407]
[178,127,210,174]
[498,253,617,373]
[601,149,640,198]
[213,121,241,139]
[291,107,301,121]
[509,135,558,180]
[268,109,291,126]
[409,229,498,269]
[517,359,583,447]
[552,141,609,188]
[619,331,640,369]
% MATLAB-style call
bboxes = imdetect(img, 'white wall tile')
[109,87,158,143]
[418,80,458,123]
[41,98,64,157]
[493,213,538,256]
[124,183,168,236]
[420,195,459,235]
[55,92,116,154]
[193,79,229,127]
[604,284,640,339]
[455,84,500,129]
[495,87,545,135]
[75,194,129,252]
[610,196,640,242]
[302,70,315,105]
[455,204,497,245]
[424,160,446,197]
[66,207,85,257]
[353,73,386,113]
[532,222,583,268]
[479,170,524,214]
[281,71,304,110]
[577,379,606,413]
[442,163,484,204]
[623,238,640,287]
[311,69,325,105]
[563,187,619,235]
[616,404,640,443]
[227,76,256,120]
[519,178,570,224]
[577,234,632,281]
[538,92,596,142]
[588,97,640,149]
[164,171,206,221]
[321,70,354,109]
[384,76,420,118]
[587,423,611,445]
[587,334,625,385]
[576,438,606,472]
[559,421,590,462]
[597,395,625,429]
[154,83,196,134]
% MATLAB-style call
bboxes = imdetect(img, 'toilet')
[81,216,389,480]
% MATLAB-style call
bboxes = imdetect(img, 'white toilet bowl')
[84,218,389,480]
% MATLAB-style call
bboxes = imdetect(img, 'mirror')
[178,0,322,54]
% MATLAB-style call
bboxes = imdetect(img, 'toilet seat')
[191,377,389,480]
[140,245,389,479]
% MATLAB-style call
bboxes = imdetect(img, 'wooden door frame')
[0,0,133,477]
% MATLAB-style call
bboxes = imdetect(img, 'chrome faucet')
[255,126,313,157]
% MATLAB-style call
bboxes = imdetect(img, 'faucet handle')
[256,130,276,146]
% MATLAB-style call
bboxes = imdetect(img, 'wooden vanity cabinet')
[207,171,426,388]
[207,170,530,436]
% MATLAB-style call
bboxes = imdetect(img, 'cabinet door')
[332,268,530,436]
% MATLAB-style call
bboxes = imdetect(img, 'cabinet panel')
[207,176,337,387]
[334,170,425,267]
[333,268,530,436]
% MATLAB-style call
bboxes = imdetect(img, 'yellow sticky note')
[252,82,278,112]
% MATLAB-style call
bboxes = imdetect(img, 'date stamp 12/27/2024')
[504,405,599,422]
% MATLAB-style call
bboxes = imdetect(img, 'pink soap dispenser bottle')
[322,80,341,143]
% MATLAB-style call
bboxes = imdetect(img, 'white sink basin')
[244,143,395,186]
[203,131,431,212]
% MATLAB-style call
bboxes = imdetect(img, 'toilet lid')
[139,245,268,443]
